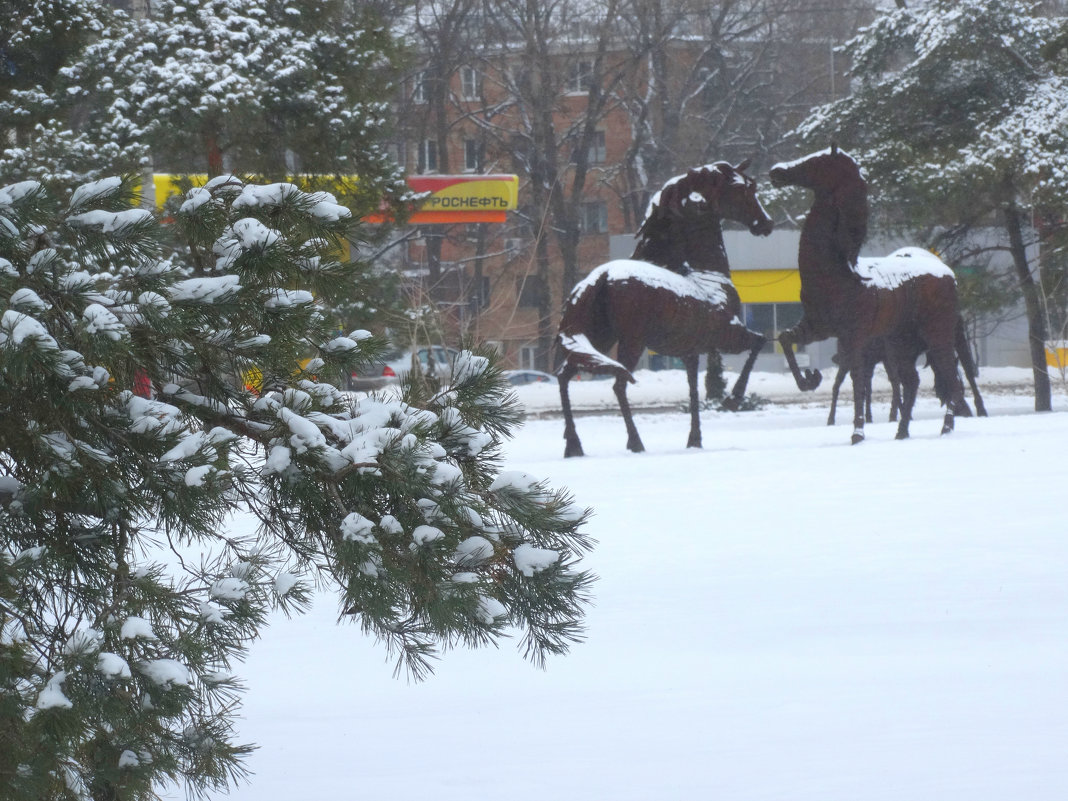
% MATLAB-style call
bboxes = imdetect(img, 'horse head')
[770,144,869,270]
[769,144,865,195]
[640,161,773,240]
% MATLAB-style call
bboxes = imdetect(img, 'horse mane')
[827,154,869,270]
[632,165,729,274]
[833,176,869,269]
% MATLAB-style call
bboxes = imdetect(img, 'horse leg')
[557,362,585,458]
[965,369,986,417]
[863,357,877,424]
[827,364,848,426]
[954,371,975,417]
[929,345,967,435]
[613,372,644,453]
[722,327,766,411]
[684,354,702,448]
[893,359,920,440]
[956,315,987,417]
[847,344,869,445]
[608,341,644,453]
[886,357,901,423]
[779,321,822,391]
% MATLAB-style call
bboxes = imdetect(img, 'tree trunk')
[535,228,554,372]
[424,228,444,284]
[1005,201,1052,411]
[205,129,224,178]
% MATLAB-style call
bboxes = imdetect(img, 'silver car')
[348,345,459,391]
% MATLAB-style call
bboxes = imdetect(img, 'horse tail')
[954,315,977,381]
[554,275,603,372]
[554,272,635,383]
[955,314,987,417]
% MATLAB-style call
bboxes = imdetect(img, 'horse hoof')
[895,430,909,440]
[802,370,823,391]
[564,442,585,458]
[627,442,645,453]
[851,430,864,445]
[686,440,702,449]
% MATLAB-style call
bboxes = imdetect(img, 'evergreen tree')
[0,175,593,799]
[0,0,109,128]
[2,0,409,216]
[0,0,148,187]
[791,0,1068,411]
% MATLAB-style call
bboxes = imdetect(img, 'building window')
[413,71,428,104]
[516,276,543,308]
[460,66,480,100]
[519,344,538,370]
[588,130,606,164]
[744,302,806,353]
[571,130,606,165]
[464,139,481,172]
[578,201,608,234]
[567,60,594,94]
[417,139,438,173]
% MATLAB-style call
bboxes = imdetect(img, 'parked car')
[348,345,459,391]
[503,369,556,386]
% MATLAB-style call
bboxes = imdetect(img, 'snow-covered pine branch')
[0,175,593,800]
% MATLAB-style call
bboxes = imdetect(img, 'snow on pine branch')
[0,172,593,798]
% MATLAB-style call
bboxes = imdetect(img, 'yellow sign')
[732,269,802,304]
[149,174,520,225]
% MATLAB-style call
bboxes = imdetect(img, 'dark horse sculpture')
[827,328,987,426]
[769,145,976,443]
[555,161,773,457]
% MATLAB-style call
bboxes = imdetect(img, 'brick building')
[385,21,864,372]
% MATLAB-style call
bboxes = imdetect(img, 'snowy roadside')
[505,365,1057,416]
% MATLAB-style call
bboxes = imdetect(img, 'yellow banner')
[732,269,802,304]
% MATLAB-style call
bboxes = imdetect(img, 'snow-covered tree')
[791,0,1068,411]
[0,175,593,799]
[0,0,148,188]
[0,0,109,129]
[614,0,878,227]
[2,0,408,219]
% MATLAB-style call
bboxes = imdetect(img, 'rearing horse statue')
[769,144,974,443]
[554,161,773,457]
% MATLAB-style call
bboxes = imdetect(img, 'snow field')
[213,372,1068,801]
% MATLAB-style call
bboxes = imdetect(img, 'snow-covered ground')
[218,367,1068,801]
[513,363,1049,414]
